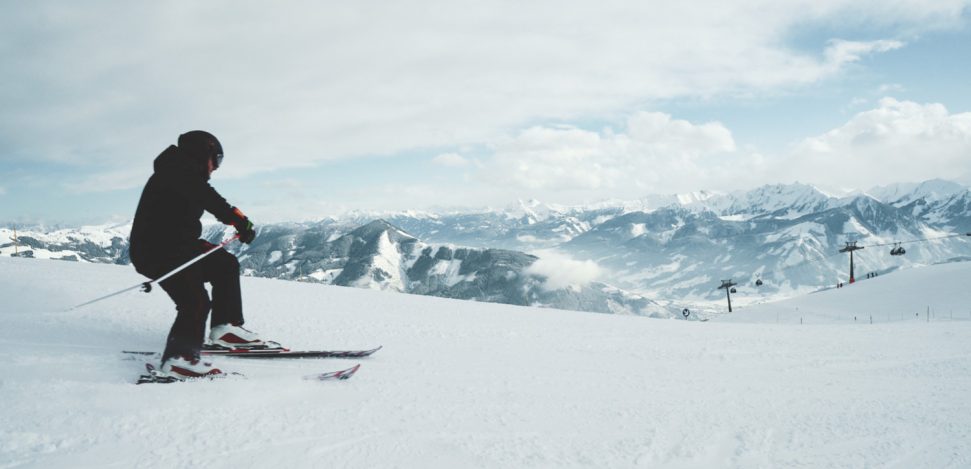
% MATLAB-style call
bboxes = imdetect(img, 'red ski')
[136,362,361,384]
[201,345,382,359]
[305,363,361,381]
[124,345,382,360]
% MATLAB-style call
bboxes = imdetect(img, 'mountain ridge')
[3,179,970,315]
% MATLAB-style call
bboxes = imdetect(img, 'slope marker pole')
[9,228,19,256]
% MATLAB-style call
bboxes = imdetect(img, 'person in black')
[129,130,264,378]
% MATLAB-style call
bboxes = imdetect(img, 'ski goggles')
[212,152,224,169]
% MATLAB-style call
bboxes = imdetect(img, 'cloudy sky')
[2,1,970,224]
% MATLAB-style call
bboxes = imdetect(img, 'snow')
[717,214,751,221]
[868,179,969,206]
[308,268,342,283]
[1,256,970,468]
[843,217,870,237]
[719,259,971,325]
[0,224,130,248]
[428,258,473,287]
[351,231,406,291]
[676,190,716,205]
[0,225,130,261]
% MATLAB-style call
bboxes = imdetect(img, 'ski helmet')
[178,130,224,169]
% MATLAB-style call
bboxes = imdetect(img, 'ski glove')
[231,207,256,244]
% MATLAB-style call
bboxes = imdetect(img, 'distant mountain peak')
[351,219,417,242]
[867,179,969,206]
[708,181,834,218]
[502,198,565,224]
[675,190,718,206]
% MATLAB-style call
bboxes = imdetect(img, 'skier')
[129,130,267,379]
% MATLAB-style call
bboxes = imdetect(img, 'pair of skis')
[136,362,362,384]
[125,345,382,359]
[129,345,381,384]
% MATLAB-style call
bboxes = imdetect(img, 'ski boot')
[159,355,224,380]
[207,323,283,351]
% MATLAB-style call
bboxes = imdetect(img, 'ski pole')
[67,234,240,311]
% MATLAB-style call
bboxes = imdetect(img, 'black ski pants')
[137,245,245,361]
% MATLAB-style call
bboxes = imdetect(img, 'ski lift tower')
[718,279,737,313]
[839,241,864,284]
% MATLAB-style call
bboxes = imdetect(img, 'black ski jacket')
[129,145,239,275]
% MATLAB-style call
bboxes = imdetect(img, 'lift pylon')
[718,279,737,312]
[839,241,864,283]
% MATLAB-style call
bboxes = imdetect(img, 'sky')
[1,1,970,225]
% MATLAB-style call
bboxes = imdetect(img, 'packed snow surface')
[1,257,970,468]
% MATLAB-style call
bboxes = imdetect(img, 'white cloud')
[627,112,736,155]
[477,112,743,198]
[0,1,958,179]
[259,179,306,191]
[65,166,152,194]
[823,39,904,70]
[482,126,614,191]
[877,83,906,94]
[526,250,605,290]
[846,97,870,109]
[432,153,471,167]
[783,98,971,188]
[474,97,971,203]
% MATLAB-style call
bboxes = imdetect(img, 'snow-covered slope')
[717,259,971,324]
[1,257,970,468]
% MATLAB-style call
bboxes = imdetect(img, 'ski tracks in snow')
[3,257,971,468]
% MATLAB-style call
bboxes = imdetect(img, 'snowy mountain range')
[205,219,672,318]
[3,179,970,315]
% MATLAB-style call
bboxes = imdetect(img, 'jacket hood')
[154,145,210,181]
